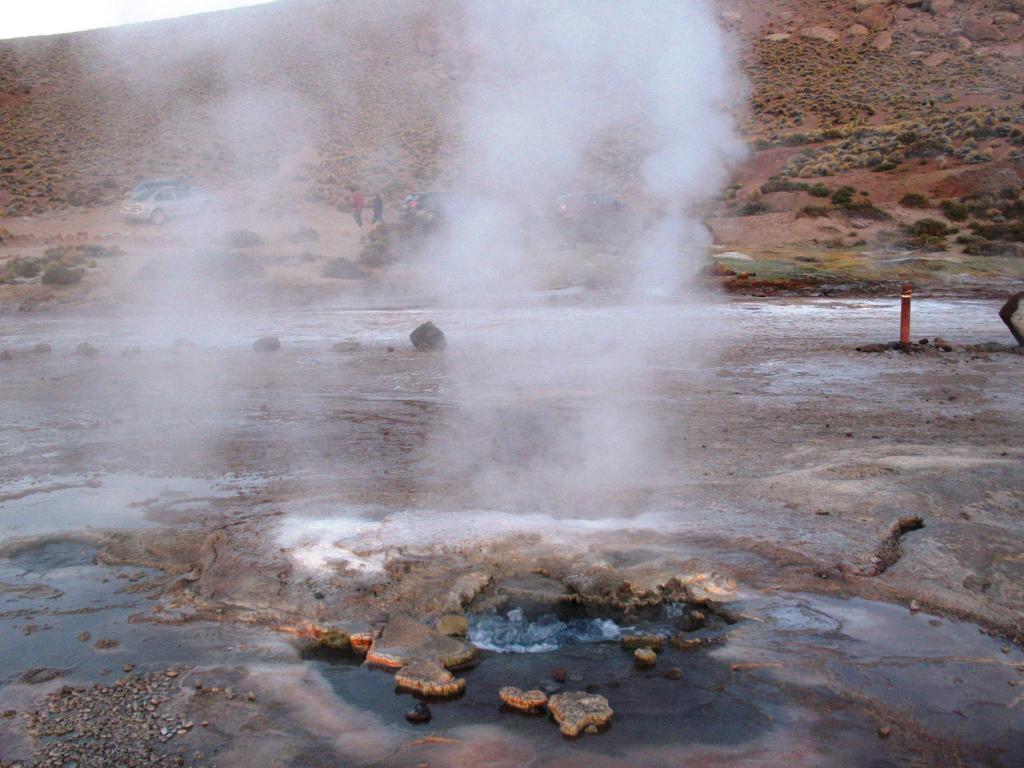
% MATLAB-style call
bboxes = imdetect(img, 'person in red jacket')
[350,188,365,227]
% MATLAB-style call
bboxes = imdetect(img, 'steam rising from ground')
[409,1,741,516]
[427,0,743,299]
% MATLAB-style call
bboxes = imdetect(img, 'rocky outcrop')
[547,692,613,737]
[365,614,477,668]
[395,659,466,697]
[498,686,547,712]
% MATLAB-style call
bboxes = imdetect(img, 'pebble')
[165,669,178,678]
[77,631,91,642]
[406,701,432,723]
[909,600,921,613]
[122,664,134,673]
[666,667,684,680]
[878,725,892,738]
[552,667,567,683]
[634,648,657,666]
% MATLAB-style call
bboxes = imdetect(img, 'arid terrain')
[1,2,1024,768]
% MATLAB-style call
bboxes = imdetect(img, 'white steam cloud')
[428,0,744,300]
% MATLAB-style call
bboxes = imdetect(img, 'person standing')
[350,188,365,227]
[372,193,384,225]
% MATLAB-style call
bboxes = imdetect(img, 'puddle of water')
[0,540,295,688]
[306,592,1023,767]
[0,473,255,541]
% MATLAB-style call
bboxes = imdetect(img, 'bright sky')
[2,1,275,40]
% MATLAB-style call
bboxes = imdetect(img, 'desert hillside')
[1,0,1023,290]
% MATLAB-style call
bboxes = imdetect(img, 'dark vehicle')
[120,179,211,224]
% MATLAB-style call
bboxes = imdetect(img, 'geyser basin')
[308,591,1023,765]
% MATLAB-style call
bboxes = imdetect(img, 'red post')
[900,284,912,347]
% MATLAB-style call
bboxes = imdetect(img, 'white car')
[120,181,210,224]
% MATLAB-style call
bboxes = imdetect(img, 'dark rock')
[682,610,706,632]
[75,342,98,356]
[285,225,319,244]
[322,258,366,279]
[410,321,446,352]
[221,230,263,248]
[999,292,1024,346]
[31,342,51,353]
[253,336,281,352]
[552,666,567,683]
[405,701,432,723]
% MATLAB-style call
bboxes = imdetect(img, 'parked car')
[555,193,628,226]
[120,180,210,224]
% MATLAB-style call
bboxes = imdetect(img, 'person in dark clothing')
[371,194,384,224]
[351,188,365,227]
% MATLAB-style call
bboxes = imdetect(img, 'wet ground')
[1,295,1022,766]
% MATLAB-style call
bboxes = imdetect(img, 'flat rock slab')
[366,615,477,668]
[499,686,547,712]
[548,691,613,737]
[395,659,465,697]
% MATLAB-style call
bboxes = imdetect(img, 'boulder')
[366,614,477,668]
[395,659,466,697]
[409,321,446,352]
[848,23,870,36]
[925,51,951,66]
[927,0,956,17]
[765,32,792,41]
[253,336,281,352]
[962,18,1003,42]
[31,342,51,354]
[499,686,548,712]
[547,692,614,737]
[331,340,361,353]
[856,5,894,30]
[873,30,893,50]
[800,26,840,42]
[75,342,98,357]
[999,292,1024,346]
[953,35,973,51]
[854,0,890,9]
[912,19,941,36]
